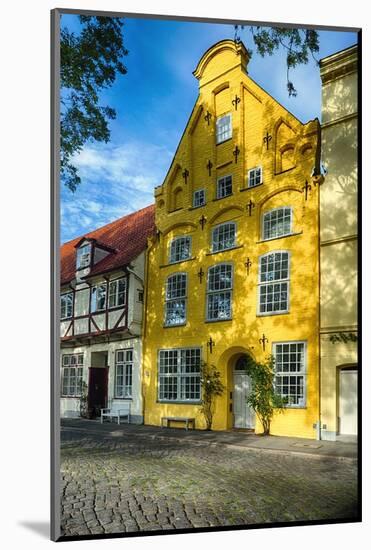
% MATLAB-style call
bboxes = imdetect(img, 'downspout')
[314,119,323,440]
[141,233,156,425]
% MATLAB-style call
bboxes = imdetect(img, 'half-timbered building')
[60,204,155,421]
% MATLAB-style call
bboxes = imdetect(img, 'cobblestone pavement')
[60,421,358,537]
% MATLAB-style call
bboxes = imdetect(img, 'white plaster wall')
[60,338,143,422]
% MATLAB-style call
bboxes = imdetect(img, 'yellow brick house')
[142,39,322,438]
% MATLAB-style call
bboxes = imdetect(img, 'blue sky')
[60,14,357,243]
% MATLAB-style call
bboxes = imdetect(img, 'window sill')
[160,257,195,268]
[163,323,187,329]
[60,395,81,399]
[257,231,302,243]
[157,400,202,405]
[168,207,183,213]
[206,245,243,256]
[205,317,232,323]
[113,397,133,401]
[256,310,289,317]
[188,204,206,210]
[240,182,263,192]
[212,194,233,202]
[216,137,232,146]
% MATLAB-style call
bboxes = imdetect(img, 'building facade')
[319,46,358,440]
[60,205,155,422]
[143,40,322,438]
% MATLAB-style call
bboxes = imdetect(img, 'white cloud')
[61,139,173,242]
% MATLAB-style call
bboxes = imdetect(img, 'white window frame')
[108,277,127,308]
[216,175,233,199]
[76,243,91,269]
[114,349,133,398]
[164,273,187,326]
[158,348,202,402]
[212,222,237,252]
[206,263,233,321]
[216,113,232,144]
[248,166,263,188]
[272,341,307,408]
[262,207,293,241]
[257,251,290,315]
[169,236,192,264]
[61,354,84,397]
[61,292,73,319]
[193,189,206,208]
[91,283,107,312]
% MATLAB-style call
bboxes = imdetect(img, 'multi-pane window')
[158,348,201,401]
[61,292,73,319]
[165,273,187,326]
[207,264,233,321]
[248,167,263,188]
[61,354,83,397]
[108,278,126,308]
[212,222,236,252]
[76,244,91,269]
[258,251,290,314]
[216,113,232,144]
[114,349,133,398]
[169,237,192,264]
[217,175,232,199]
[91,284,107,312]
[273,342,306,407]
[193,189,206,207]
[263,208,292,240]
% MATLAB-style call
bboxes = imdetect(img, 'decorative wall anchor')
[182,168,189,184]
[199,214,207,230]
[207,336,215,354]
[244,258,252,275]
[263,131,272,150]
[246,199,255,216]
[197,267,204,283]
[232,94,241,110]
[204,110,212,125]
[233,145,240,163]
[259,333,269,351]
[302,180,312,200]
[207,160,213,176]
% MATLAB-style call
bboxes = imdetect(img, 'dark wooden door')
[88,368,108,418]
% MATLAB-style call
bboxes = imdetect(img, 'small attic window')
[76,243,91,269]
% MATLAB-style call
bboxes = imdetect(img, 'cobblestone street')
[60,420,358,537]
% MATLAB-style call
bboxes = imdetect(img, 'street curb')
[145,434,358,463]
[61,425,357,463]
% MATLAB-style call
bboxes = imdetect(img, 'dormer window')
[76,244,91,269]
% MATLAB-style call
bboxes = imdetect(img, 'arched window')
[258,251,290,314]
[164,273,187,326]
[262,207,292,240]
[212,222,236,252]
[207,264,233,321]
[169,236,192,264]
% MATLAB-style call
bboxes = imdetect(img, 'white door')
[233,373,255,428]
[339,369,357,435]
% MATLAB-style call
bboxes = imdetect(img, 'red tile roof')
[61,204,155,285]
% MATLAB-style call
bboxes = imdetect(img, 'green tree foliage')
[234,25,320,97]
[244,355,286,435]
[199,362,225,430]
[60,15,128,191]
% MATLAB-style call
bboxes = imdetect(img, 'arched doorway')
[233,355,255,429]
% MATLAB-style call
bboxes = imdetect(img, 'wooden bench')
[161,416,195,430]
[100,402,131,425]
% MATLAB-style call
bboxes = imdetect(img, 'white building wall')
[60,337,143,423]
